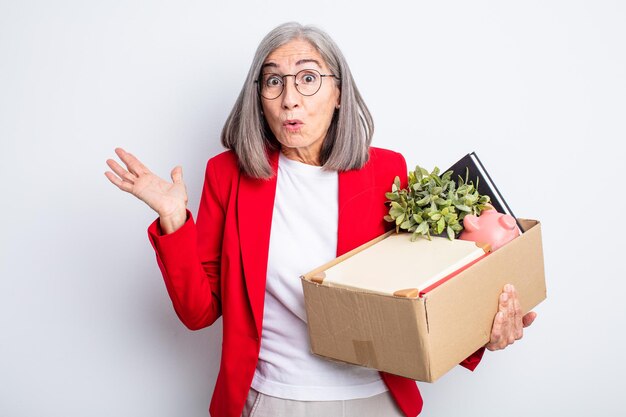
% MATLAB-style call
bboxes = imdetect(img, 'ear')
[333,83,341,109]
[463,215,479,232]
[499,214,517,230]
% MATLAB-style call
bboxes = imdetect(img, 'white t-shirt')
[251,153,387,401]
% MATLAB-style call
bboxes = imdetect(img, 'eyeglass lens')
[259,69,324,99]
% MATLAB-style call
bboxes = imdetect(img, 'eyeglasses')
[256,69,338,100]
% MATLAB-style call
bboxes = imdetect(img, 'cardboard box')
[300,219,546,382]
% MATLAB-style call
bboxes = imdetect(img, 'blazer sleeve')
[460,347,485,371]
[147,158,225,330]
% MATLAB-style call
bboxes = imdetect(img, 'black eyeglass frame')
[255,69,339,100]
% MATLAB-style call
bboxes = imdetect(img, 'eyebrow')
[261,58,323,71]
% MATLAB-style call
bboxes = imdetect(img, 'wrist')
[159,209,187,234]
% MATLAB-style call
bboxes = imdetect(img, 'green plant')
[384,166,491,240]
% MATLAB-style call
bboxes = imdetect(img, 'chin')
[278,137,309,149]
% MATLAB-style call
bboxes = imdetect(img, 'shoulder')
[206,149,240,172]
[362,147,408,188]
[202,150,241,198]
[369,146,404,162]
[366,147,407,174]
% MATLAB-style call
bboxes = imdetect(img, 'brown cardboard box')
[300,219,546,382]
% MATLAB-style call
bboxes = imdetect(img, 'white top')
[251,153,387,401]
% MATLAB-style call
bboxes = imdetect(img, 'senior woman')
[105,22,536,417]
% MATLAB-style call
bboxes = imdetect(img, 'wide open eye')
[297,70,319,85]
[263,74,283,88]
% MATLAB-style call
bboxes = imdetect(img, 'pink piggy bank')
[459,209,520,252]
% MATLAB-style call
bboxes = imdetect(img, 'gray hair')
[221,22,374,179]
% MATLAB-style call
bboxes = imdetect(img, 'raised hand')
[105,148,188,234]
[485,284,537,351]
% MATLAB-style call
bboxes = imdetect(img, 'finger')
[505,287,521,344]
[507,293,516,319]
[106,159,137,184]
[512,288,523,339]
[498,288,517,347]
[487,287,516,351]
[522,311,537,328]
[115,148,150,176]
[486,311,504,351]
[104,171,133,193]
[505,299,517,346]
[497,289,510,327]
[499,291,515,332]
[499,289,509,312]
[171,166,184,184]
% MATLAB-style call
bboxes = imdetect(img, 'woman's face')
[260,38,340,165]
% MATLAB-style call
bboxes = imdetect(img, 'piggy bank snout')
[462,214,480,232]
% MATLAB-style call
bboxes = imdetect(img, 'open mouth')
[283,119,303,131]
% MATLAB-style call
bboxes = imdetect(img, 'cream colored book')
[321,233,487,297]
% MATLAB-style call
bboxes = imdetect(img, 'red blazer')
[148,147,483,417]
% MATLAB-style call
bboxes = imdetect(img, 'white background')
[1,1,624,416]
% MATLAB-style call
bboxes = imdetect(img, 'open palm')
[105,148,188,233]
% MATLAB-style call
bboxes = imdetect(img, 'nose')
[281,75,300,109]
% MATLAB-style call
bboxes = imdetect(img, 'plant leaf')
[393,176,401,190]
[437,217,445,234]
[389,207,404,217]
[416,221,429,235]
[416,195,430,206]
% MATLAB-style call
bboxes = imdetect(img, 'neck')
[280,146,322,166]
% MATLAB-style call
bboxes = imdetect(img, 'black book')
[445,152,524,232]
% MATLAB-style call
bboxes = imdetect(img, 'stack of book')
[319,233,489,298]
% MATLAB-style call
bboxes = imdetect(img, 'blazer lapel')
[237,150,279,338]
[337,164,374,257]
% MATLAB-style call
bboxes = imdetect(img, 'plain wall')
[1,1,624,416]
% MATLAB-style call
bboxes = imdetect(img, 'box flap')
[302,231,394,284]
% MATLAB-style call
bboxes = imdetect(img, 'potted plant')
[384,166,491,241]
